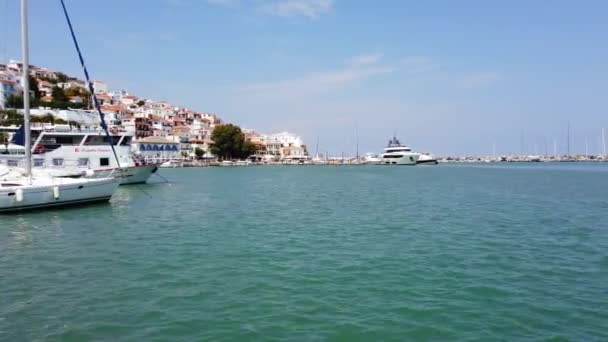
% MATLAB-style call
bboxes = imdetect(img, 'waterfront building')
[92,80,108,94]
[133,136,180,164]
[0,80,19,109]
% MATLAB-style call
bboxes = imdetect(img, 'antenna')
[585,137,589,156]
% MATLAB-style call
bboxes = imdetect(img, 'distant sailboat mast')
[355,124,359,161]
[553,139,557,156]
[602,128,606,156]
[567,122,571,157]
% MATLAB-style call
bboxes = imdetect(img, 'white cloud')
[350,53,383,67]
[401,56,439,74]
[206,0,240,6]
[239,53,395,100]
[459,72,500,89]
[203,0,334,19]
[260,0,334,19]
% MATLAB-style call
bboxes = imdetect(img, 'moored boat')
[0,125,159,185]
[379,136,419,165]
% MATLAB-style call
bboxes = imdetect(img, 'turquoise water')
[1,164,608,341]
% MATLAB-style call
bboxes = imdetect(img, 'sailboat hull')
[0,178,118,213]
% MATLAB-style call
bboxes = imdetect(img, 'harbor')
[2,0,608,340]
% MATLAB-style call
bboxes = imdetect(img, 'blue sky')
[1,0,607,156]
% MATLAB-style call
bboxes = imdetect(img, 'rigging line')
[58,0,121,171]
[154,172,170,184]
[134,184,152,198]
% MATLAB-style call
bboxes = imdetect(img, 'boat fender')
[53,186,60,199]
[16,189,24,202]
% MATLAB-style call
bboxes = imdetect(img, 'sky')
[1,0,608,156]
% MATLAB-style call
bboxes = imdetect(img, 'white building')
[133,136,181,163]
[92,80,108,94]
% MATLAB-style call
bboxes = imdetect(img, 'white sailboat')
[0,0,118,213]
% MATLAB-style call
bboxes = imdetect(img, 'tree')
[55,72,68,83]
[137,100,146,107]
[29,76,40,100]
[0,132,9,154]
[5,94,23,108]
[209,124,253,160]
[194,147,204,159]
[51,86,68,102]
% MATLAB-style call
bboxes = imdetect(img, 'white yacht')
[362,153,381,164]
[0,124,159,185]
[416,153,439,165]
[379,136,419,165]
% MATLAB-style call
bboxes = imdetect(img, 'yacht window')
[7,160,18,167]
[78,158,90,167]
[34,159,44,167]
[55,136,76,145]
[100,158,110,167]
[53,158,64,166]
[383,155,404,158]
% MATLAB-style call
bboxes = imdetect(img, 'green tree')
[51,86,68,102]
[55,72,68,83]
[137,100,146,107]
[194,147,204,159]
[210,124,254,160]
[5,94,23,108]
[0,132,9,154]
[29,76,40,100]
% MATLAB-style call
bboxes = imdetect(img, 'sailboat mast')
[355,124,359,160]
[21,0,31,179]
[603,128,606,156]
[567,122,570,156]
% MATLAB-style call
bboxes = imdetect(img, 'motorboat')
[362,153,381,164]
[416,153,439,165]
[379,136,419,165]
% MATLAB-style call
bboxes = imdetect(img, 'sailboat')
[0,0,118,213]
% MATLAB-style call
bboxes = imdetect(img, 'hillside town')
[0,60,309,163]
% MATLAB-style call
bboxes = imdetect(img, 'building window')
[7,160,18,167]
[34,159,44,167]
[78,158,89,167]
[100,158,110,167]
[52,158,64,166]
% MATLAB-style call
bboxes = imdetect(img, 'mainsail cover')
[10,125,25,146]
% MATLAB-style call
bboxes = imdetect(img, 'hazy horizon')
[1,0,607,156]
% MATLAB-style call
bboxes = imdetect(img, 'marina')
[1,0,608,340]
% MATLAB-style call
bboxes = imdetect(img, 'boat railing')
[29,123,131,135]
[0,156,109,169]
